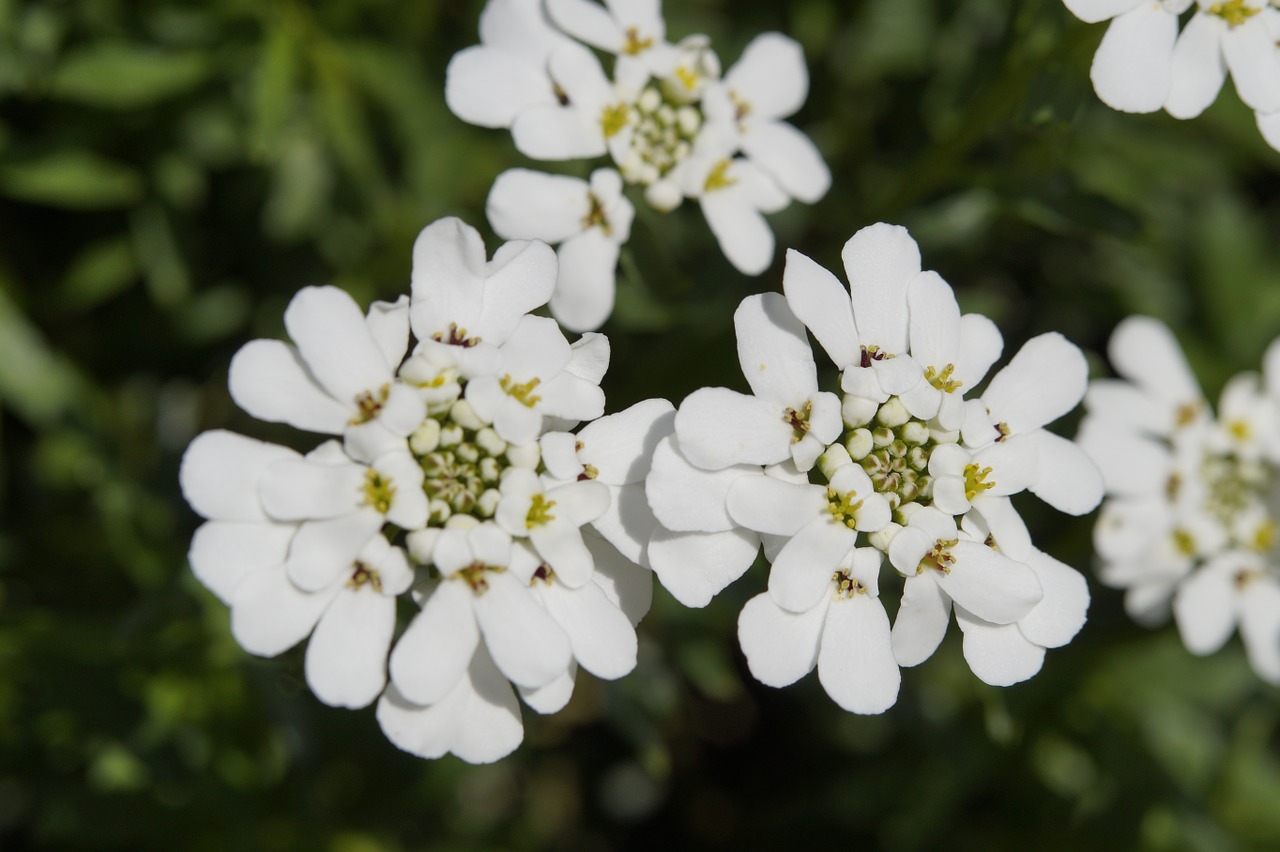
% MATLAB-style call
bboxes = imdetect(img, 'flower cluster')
[1063,0,1280,151]
[1080,317,1280,683]
[448,0,831,331]
[180,218,671,763]
[644,223,1104,713]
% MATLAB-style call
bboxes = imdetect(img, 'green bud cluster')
[409,398,538,525]
[837,394,960,516]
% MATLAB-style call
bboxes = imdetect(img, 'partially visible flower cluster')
[180,218,671,763]
[1063,0,1280,151]
[448,0,831,331]
[1079,317,1280,683]
[643,223,1104,713]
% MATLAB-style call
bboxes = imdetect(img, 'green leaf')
[58,236,138,310]
[0,284,85,425]
[0,150,143,209]
[48,42,211,109]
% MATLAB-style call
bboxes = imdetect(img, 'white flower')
[738,547,900,714]
[676,151,791,276]
[546,0,673,75]
[487,168,635,333]
[646,222,1099,712]
[494,467,611,587]
[1085,316,1280,683]
[1165,0,1280,119]
[228,286,425,464]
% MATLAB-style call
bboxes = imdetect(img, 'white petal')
[648,527,759,608]
[365,297,410,373]
[1084,378,1169,435]
[891,573,952,667]
[531,519,596,588]
[741,121,830,203]
[701,184,777,275]
[817,594,900,714]
[189,520,294,604]
[1257,108,1280,153]
[645,436,748,533]
[1019,550,1090,649]
[409,217,486,343]
[474,570,572,688]
[969,495,1033,563]
[954,313,1003,391]
[546,0,623,51]
[1107,315,1202,407]
[736,293,819,406]
[1172,563,1237,654]
[519,665,576,714]
[1076,417,1172,498]
[512,104,609,160]
[478,240,559,344]
[228,340,352,434]
[1063,0,1143,24]
[259,458,365,521]
[565,331,611,385]
[1024,429,1104,515]
[587,533,652,624]
[907,270,961,370]
[954,606,1046,687]
[550,230,620,333]
[725,473,825,536]
[768,517,856,613]
[590,482,657,563]
[936,542,1042,625]
[725,32,808,120]
[871,355,923,396]
[782,248,859,369]
[1165,12,1227,119]
[180,430,298,522]
[737,591,825,687]
[982,332,1088,433]
[538,580,637,679]
[674,386,793,469]
[1239,579,1280,684]
[842,223,920,355]
[284,286,391,404]
[230,566,332,657]
[445,46,554,129]
[1089,2,1178,113]
[486,168,590,242]
[388,580,480,705]
[305,587,394,709]
[577,398,675,484]
[1223,15,1280,112]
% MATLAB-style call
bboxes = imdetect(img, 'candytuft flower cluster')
[644,223,1104,713]
[180,217,670,763]
[1080,317,1280,683]
[1062,0,1280,151]
[448,0,831,331]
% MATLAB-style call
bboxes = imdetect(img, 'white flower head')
[647,222,1100,712]
[1085,317,1280,684]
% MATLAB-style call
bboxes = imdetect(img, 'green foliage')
[1,0,1278,849]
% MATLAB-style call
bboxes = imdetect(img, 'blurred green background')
[3,0,1280,848]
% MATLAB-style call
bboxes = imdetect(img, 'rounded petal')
[486,168,591,243]
[189,520,294,604]
[726,472,825,536]
[983,332,1088,433]
[1107,315,1202,409]
[181,430,299,522]
[305,588,395,709]
[259,458,366,521]
[817,594,900,714]
[474,570,572,688]
[1240,579,1280,684]
[737,591,825,687]
[285,511,383,592]
[648,527,759,608]
[1165,12,1227,119]
[645,436,749,532]
[228,341,352,435]
[701,183,777,275]
[549,229,620,333]
[365,297,410,373]
[1257,108,1280,153]
[725,32,809,120]
[907,270,961,371]
[675,386,794,469]
[1024,429,1104,515]
[782,248,859,369]
[954,607,1046,687]
[954,313,1004,391]
[741,121,830,203]
[284,286,391,403]
[768,518,856,613]
[1089,2,1178,113]
[936,542,1043,625]
[409,217,486,342]
[1063,0,1143,24]
[891,573,952,667]
[519,665,577,714]
[1172,563,1237,655]
[736,292,819,406]
[230,567,332,657]
[388,580,481,705]
[577,398,675,484]
[538,580,637,679]
[842,223,920,355]
[446,46,554,129]
[1222,15,1280,113]
[1019,550,1090,649]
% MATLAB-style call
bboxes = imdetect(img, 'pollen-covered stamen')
[924,363,962,393]
[785,401,813,443]
[1235,567,1265,589]
[919,538,958,575]
[532,564,556,585]
[554,84,570,106]
[583,193,614,236]
[1209,0,1260,26]
[832,569,867,599]
[601,102,632,139]
[704,159,736,192]
[431,322,480,348]
[526,493,557,529]
[500,374,542,407]
[361,470,396,514]
[827,487,865,529]
[730,90,752,129]
[1252,521,1276,552]
[859,345,892,368]
[984,533,999,551]
[1172,528,1196,557]
[622,25,654,55]
[1228,419,1251,441]
[351,384,391,425]
[1175,401,1201,427]
[994,422,1011,443]
[1166,473,1182,500]
[347,560,383,593]
[578,464,599,481]
[963,463,996,501]
[455,560,505,595]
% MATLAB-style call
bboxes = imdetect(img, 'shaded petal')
[230,566,332,657]
[474,570,572,688]
[907,270,960,370]
[550,230,620,333]
[1172,563,1236,654]
[228,340,351,435]
[189,520,294,604]
[936,541,1042,624]
[305,588,394,709]
[1240,579,1280,684]
[782,248,858,369]
[955,606,1046,686]
[1019,550,1090,648]
[725,472,825,536]
[1090,2,1178,113]
[181,430,299,522]
[486,168,590,242]
[1063,0,1143,24]
[388,580,480,705]
[285,511,383,592]
[478,241,558,344]
[675,386,793,469]
[648,527,759,608]
[700,183,777,275]
[519,665,577,714]
[954,313,1003,391]
[1107,315,1202,407]
[409,217,486,342]
[578,398,675,484]
[725,32,808,120]
[737,591,825,687]
[736,292,819,405]
[891,573,952,667]
[817,594,900,714]
[742,121,830,203]
[445,46,554,129]
[983,332,1088,433]
[1223,14,1280,112]
[768,517,856,612]
[645,436,748,532]
[1024,429,1104,515]
[538,580,637,679]
[259,458,365,521]
[1165,12,1227,119]
[365,297,410,373]
[842,223,919,355]
[284,286,391,403]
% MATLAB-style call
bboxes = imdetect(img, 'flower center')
[1209,0,1259,26]
[351,383,391,425]
[347,561,383,592]
[454,560,505,595]
[826,486,865,529]
[615,82,705,186]
[832,570,867,599]
[838,394,957,515]
[962,463,995,501]
[583,192,614,236]
[361,470,397,514]
[526,493,557,529]
[431,322,480,348]
[785,401,813,443]
[500,375,543,407]
[919,538,958,574]
[924,363,962,394]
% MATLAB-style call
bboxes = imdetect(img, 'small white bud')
[406,528,440,564]
[876,397,910,428]
[867,522,902,554]
[477,488,501,518]
[929,426,960,444]
[845,428,874,460]
[900,421,929,446]
[450,399,484,431]
[475,427,506,458]
[645,180,682,212]
[409,419,441,455]
[428,498,451,524]
[842,394,878,427]
[444,513,480,531]
[506,441,541,469]
[818,443,853,480]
